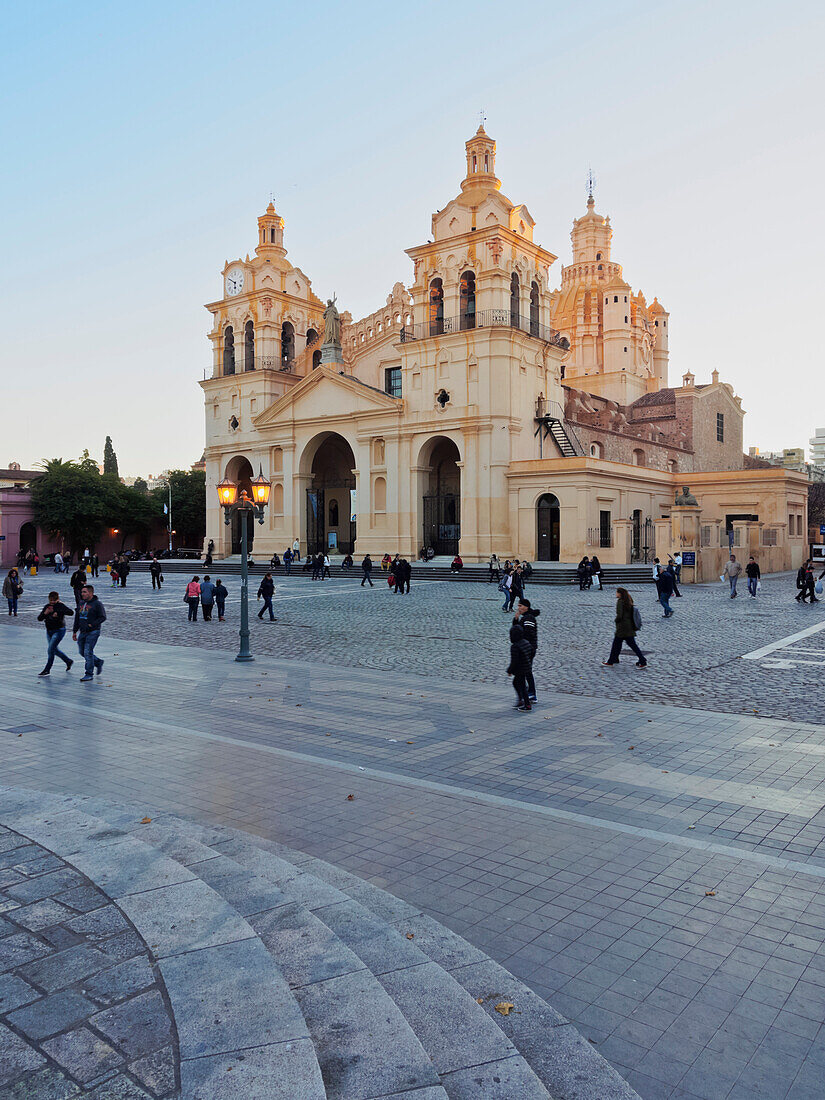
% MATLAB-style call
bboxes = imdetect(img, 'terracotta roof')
[743,453,775,470]
[630,389,676,408]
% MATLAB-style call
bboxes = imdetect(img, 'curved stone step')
[0,788,328,1100]
[69,798,639,1100]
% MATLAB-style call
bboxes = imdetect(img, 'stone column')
[613,519,633,564]
[671,505,701,583]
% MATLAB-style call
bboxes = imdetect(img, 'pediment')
[253,365,401,429]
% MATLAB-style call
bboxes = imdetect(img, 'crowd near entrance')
[306,433,356,555]
[422,437,461,556]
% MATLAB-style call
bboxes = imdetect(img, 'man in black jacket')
[37,591,74,675]
[517,599,540,703]
[72,585,107,681]
[257,573,275,620]
[149,557,163,590]
[118,556,130,588]
[70,565,88,605]
[507,622,532,712]
[656,568,675,617]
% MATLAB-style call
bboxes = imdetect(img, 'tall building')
[810,428,825,467]
[200,128,807,577]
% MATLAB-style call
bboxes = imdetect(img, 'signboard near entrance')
[682,551,696,567]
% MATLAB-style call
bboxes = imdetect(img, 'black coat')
[519,607,540,658]
[257,577,275,598]
[507,624,532,675]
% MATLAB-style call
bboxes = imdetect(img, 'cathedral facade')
[201,128,807,579]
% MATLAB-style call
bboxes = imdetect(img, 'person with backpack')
[507,621,533,712]
[257,573,276,620]
[3,568,23,616]
[656,566,675,617]
[184,576,201,621]
[37,591,75,675]
[283,547,293,575]
[214,579,228,621]
[517,598,540,703]
[746,556,761,598]
[499,567,513,611]
[603,587,647,668]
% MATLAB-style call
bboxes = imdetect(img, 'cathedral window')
[596,252,602,260]
[472,154,477,172]
[590,442,603,459]
[328,498,339,527]
[306,328,318,348]
[281,322,295,368]
[716,413,725,442]
[614,296,618,303]
[429,278,444,336]
[510,273,520,328]
[312,349,322,369]
[223,326,235,375]
[270,227,276,243]
[459,271,476,330]
[384,367,402,398]
[244,320,255,371]
[632,449,645,466]
[530,281,539,335]
[625,316,628,324]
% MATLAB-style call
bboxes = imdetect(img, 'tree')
[151,469,206,547]
[809,481,825,530]
[103,436,119,479]
[133,477,148,494]
[31,458,109,554]
[107,479,163,551]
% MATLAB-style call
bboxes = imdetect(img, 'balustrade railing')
[400,309,570,349]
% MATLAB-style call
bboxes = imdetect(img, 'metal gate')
[423,494,460,556]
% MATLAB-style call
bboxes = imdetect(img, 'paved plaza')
[2,572,825,1098]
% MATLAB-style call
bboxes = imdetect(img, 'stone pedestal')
[320,341,343,365]
[671,505,701,583]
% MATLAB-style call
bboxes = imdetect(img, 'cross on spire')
[478,107,486,129]
[586,167,596,205]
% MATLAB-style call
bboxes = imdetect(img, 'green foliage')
[809,481,825,528]
[133,477,148,494]
[103,436,119,478]
[151,469,206,547]
[31,457,162,553]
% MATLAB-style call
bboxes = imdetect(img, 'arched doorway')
[224,456,254,555]
[421,437,460,556]
[19,522,37,556]
[536,494,560,561]
[304,434,356,555]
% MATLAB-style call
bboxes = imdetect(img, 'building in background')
[201,127,807,578]
[810,428,825,468]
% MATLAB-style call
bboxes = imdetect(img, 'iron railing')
[400,309,570,350]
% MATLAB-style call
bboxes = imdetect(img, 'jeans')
[258,595,274,620]
[659,593,672,616]
[202,600,214,621]
[501,590,510,610]
[729,577,738,597]
[7,596,17,615]
[285,562,291,575]
[747,577,758,597]
[525,663,536,699]
[216,599,225,619]
[77,629,102,676]
[361,572,373,586]
[607,635,646,664]
[512,672,530,707]
[187,597,199,621]
[44,627,71,671]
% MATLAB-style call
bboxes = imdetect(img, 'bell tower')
[256,201,286,260]
[461,125,500,199]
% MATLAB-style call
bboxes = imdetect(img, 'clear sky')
[3,0,823,475]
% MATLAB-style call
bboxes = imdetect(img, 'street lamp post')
[216,468,271,662]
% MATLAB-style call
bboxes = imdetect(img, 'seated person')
[341,554,354,570]
[381,553,391,570]
[270,553,281,568]
[451,555,464,572]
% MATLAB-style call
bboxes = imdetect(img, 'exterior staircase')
[0,786,640,1100]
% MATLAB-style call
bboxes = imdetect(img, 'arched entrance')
[537,494,560,561]
[224,456,254,555]
[19,522,37,556]
[304,434,356,555]
[421,437,461,556]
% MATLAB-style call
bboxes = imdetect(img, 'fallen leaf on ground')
[477,997,485,1004]
[139,817,152,825]
[406,741,414,744]
[495,1002,515,1016]
[628,746,635,750]
[596,733,602,737]
[705,891,716,897]
[405,933,414,940]
[346,794,355,801]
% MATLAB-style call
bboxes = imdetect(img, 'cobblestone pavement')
[3,621,825,1099]
[6,569,825,724]
[0,827,179,1098]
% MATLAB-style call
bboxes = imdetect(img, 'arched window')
[429,278,444,336]
[374,476,387,512]
[510,272,520,328]
[312,349,322,369]
[281,322,295,368]
[459,271,476,330]
[596,252,602,260]
[223,326,235,375]
[590,442,603,459]
[270,227,277,243]
[328,498,339,527]
[632,449,645,467]
[530,281,540,336]
[244,320,254,371]
[306,327,318,348]
[272,482,284,514]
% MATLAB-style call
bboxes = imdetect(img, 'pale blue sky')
[3,0,823,474]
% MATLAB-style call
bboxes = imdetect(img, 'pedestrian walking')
[517,598,540,702]
[361,554,374,586]
[723,554,742,599]
[292,537,301,562]
[83,547,90,566]
[656,566,675,617]
[184,576,201,621]
[72,584,106,681]
[4,568,23,616]
[70,564,87,605]
[746,556,761,598]
[110,562,119,587]
[54,551,63,574]
[200,575,216,621]
[673,552,682,584]
[401,558,411,594]
[257,573,276,620]
[603,587,647,668]
[652,557,662,579]
[322,554,331,579]
[90,553,99,578]
[499,568,513,610]
[489,554,501,583]
[37,591,75,675]
[150,557,163,590]
[509,565,524,612]
[666,560,682,598]
[796,560,818,604]
[118,555,130,588]
[283,547,293,575]
[589,555,603,591]
[507,621,533,712]
[214,579,228,621]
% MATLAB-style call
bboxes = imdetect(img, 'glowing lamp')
[250,467,271,507]
[217,478,238,508]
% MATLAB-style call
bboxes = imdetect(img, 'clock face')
[225,268,245,296]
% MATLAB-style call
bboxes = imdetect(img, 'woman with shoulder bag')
[184,576,201,622]
[4,568,23,616]
[603,587,647,668]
